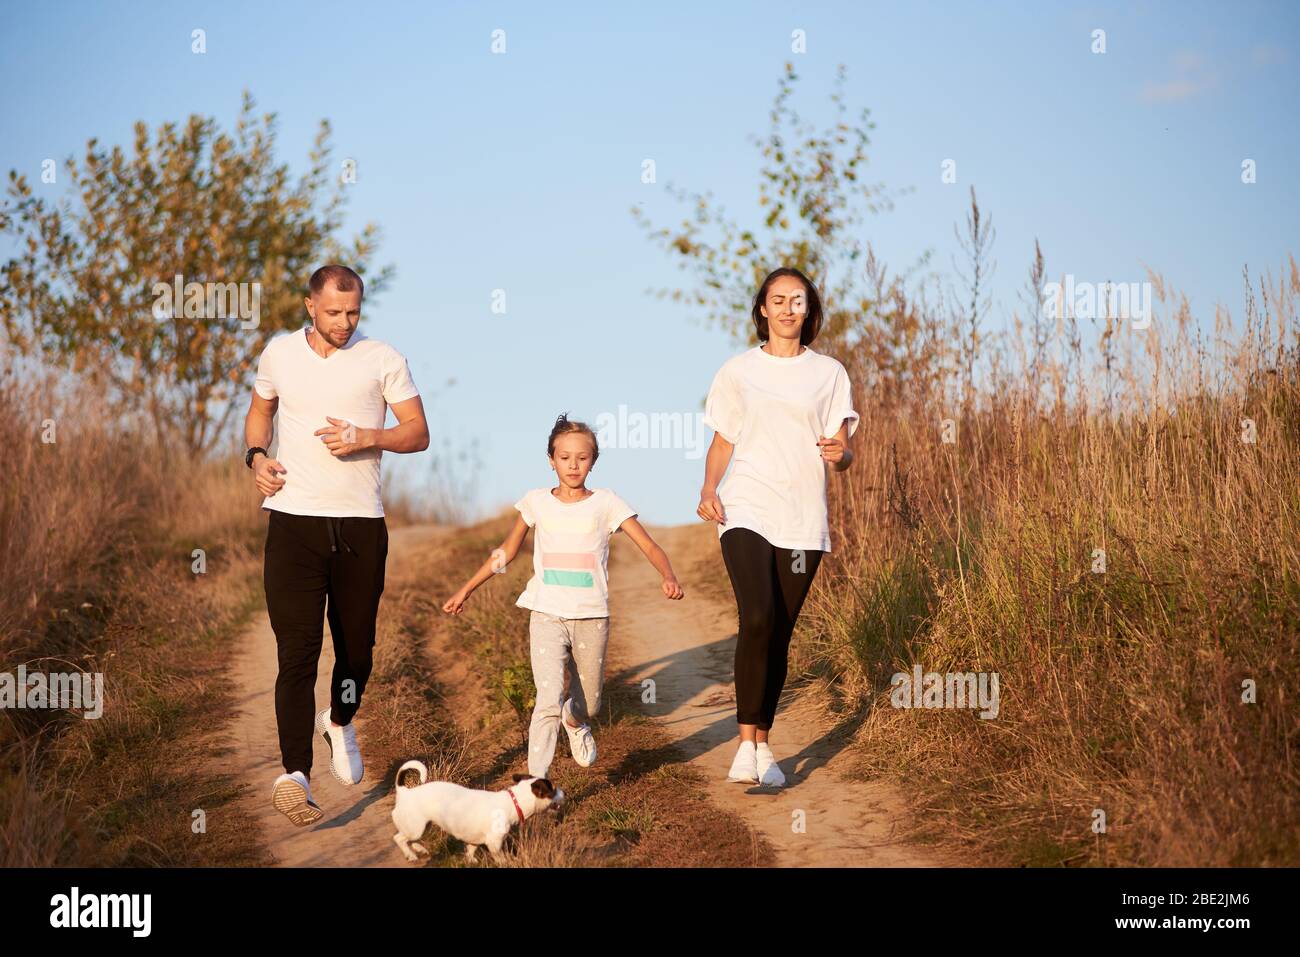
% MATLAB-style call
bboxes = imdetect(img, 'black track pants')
[719,526,823,730]
[263,509,388,777]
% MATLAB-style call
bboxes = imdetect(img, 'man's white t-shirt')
[702,345,859,553]
[253,326,420,518]
[513,487,638,619]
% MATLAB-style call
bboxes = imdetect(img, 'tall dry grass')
[0,367,268,865]
[797,258,1299,865]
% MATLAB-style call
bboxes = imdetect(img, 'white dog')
[391,760,565,862]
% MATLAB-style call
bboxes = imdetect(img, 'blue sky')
[2,1,1297,524]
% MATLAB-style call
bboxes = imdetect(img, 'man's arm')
[245,390,276,454]
[372,394,430,453]
[315,395,430,457]
[245,391,287,495]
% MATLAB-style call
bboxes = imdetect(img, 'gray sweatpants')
[527,610,610,778]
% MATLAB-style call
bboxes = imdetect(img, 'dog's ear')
[511,773,530,784]
[398,768,423,788]
[530,778,556,800]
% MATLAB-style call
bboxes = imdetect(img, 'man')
[244,264,429,826]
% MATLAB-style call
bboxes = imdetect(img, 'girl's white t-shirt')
[702,345,859,553]
[514,487,638,619]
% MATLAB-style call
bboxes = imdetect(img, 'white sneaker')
[562,698,597,767]
[727,740,758,783]
[317,708,363,785]
[272,771,322,826]
[756,743,786,787]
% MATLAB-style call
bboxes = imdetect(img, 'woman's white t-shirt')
[514,487,638,619]
[702,345,858,553]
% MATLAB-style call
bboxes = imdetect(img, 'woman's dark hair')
[547,412,599,463]
[751,266,823,345]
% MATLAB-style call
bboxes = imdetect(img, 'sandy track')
[228,518,946,867]
[228,523,445,867]
[607,522,950,867]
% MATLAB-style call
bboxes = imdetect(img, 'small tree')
[1,91,392,454]
[632,62,941,396]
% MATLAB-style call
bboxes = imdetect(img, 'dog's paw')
[394,833,421,862]
[410,842,428,857]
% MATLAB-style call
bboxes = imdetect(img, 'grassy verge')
[0,373,277,864]
[787,265,1299,866]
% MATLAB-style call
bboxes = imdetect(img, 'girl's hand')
[697,489,726,524]
[442,589,470,615]
[817,436,846,464]
[661,576,684,600]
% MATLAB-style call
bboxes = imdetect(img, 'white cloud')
[1140,48,1219,103]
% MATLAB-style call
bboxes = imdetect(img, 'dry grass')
[0,368,270,865]
[790,258,1300,866]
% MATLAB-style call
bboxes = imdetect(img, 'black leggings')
[719,527,823,730]
[263,510,388,777]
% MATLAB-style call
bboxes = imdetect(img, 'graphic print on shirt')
[539,510,600,588]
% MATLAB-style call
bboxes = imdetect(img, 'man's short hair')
[309,264,365,298]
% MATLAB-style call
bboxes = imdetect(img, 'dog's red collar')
[507,788,526,825]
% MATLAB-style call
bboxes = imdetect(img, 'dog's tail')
[395,760,428,793]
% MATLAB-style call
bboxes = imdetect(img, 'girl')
[697,267,858,788]
[443,414,684,778]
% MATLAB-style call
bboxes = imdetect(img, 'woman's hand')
[817,436,851,468]
[661,576,685,600]
[697,489,727,524]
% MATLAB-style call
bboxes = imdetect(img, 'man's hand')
[661,576,685,600]
[315,416,372,457]
[253,454,288,496]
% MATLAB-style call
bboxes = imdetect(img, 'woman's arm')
[442,514,531,615]
[817,419,855,471]
[697,432,734,523]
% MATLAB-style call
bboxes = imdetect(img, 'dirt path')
[607,522,949,867]
[229,519,946,867]
[228,524,446,868]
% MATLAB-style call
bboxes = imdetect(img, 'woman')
[697,267,858,787]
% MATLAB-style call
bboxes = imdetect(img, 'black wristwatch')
[245,446,268,469]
